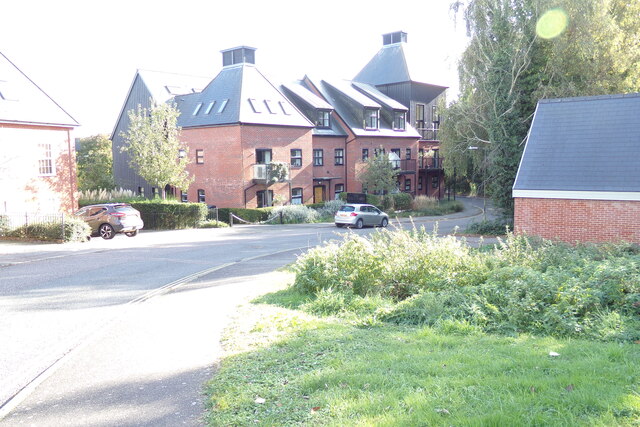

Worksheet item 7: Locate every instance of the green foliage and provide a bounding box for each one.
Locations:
[7,216,90,242]
[357,151,398,195]
[0,215,9,236]
[78,187,144,206]
[217,207,272,224]
[441,0,640,217]
[121,101,193,198]
[392,192,412,210]
[270,205,319,224]
[465,219,512,235]
[314,199,345,220]
[76,134,114,191]
[198,220,229,228]
[130,201,207,230]
[292,229,640,341]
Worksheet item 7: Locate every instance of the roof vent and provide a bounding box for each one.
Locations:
[221,46,256,67]
[382,31,407,46]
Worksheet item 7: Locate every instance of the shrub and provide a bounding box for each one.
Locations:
[412,195,437,211]
[198,220,229,228]
[7,216,90,242]
[465,219,512,235]
[271,205,319,224]
[218,207,272,224]
[78,187,143,206]
[315,200,345,219]
[0,215,9,236]
[392,192,412,210]
[130,201,207,229]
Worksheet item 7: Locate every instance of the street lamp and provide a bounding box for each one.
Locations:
[468,146,487,221]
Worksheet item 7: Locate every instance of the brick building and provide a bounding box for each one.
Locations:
[112,32,447,208]
[0,51,79,214]
[513,93,640,244]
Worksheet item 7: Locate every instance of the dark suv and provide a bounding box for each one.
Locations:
[74,203,144,239]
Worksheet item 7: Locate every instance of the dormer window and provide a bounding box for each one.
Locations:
[248,98,262,113]
[317,110,331,128]
[393,111,406,131]
[364,108,379,130]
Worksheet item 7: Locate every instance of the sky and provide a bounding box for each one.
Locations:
[1,0,469,138]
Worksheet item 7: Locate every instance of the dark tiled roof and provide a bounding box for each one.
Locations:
[175,64,313,129]
[0,51,78,127]
[514,93,640,193]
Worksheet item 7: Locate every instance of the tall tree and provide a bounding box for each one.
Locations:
[441,0,640,217]
[357,150,399,195]
[76,134,114,191]
[121,102,193,199]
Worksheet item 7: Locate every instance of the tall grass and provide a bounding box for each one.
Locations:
[78,187,143,205]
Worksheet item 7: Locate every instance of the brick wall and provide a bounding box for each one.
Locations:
[514,197,640,244]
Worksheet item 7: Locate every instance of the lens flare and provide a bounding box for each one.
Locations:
[536,8,569,39]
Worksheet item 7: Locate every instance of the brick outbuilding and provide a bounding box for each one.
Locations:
[513,93,640,244]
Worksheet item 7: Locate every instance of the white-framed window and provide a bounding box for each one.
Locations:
[313,149,323,166]
[334,148,344,166]
[364,108,379,130]
[393,111,406,130]
[291,187,303,205]
[290,149,302,168]
[196,149,204,164]
[181,191,188,202]
[37,143,54,176]
[334,183,344,199]
[317,110,330,128]
[198,189,206,203]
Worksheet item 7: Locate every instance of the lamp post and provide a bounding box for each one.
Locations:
[468,146,487,221]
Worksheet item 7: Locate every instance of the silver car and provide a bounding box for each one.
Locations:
[74,203,144,239]
[334,204,389,228]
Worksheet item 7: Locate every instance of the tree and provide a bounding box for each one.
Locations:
[121,102,193,199]
[441,0,640,217]
[357,150,399,195]
[76,134,114,191]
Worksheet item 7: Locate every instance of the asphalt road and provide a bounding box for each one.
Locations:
[0,197,494,425]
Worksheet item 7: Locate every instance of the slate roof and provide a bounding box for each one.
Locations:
[513,93,640,193]
[0,51,78,127]
[175,64,313,129]
[353,41,447,87]
[280,81,347,137]
[309,77,421,138]
[137,69,210,104]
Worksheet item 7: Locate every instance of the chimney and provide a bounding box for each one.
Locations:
[382,31,407,46]
[221,46,256,67]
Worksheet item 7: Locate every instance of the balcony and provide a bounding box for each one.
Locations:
[252,162,290,185]
[418,156,444,170]
[390,159,417,173]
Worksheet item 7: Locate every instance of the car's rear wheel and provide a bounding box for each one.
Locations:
[381,218,388,227]
[336,223,344,228]
[99,223,115,240]
[355,219,364,229]
[125,230,138,237]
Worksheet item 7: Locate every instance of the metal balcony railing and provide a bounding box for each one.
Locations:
[390,159,417,172]
[418,157,444,170]
[252,162,290,184]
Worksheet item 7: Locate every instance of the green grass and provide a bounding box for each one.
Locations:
[206,299,640,426]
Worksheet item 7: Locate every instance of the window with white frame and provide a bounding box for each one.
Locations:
[334,183,344,199]
[196,149,204,164]
[313,149,323,166]
[364,108,379,130]
[393,110,406,130]
[290,149,302,167]
[317,110,330,128]
[198,189,206,203]
[38,143,54,176]
[334,148,344,165]
[291,187,303,204]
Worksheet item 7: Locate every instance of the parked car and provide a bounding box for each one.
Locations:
[74,203,144,239]
[334,204,389,228]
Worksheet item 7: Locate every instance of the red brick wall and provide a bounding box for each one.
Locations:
[514,197,640,244]
[311,135,347,201]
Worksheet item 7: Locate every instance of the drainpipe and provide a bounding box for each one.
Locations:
[67,129,76,212]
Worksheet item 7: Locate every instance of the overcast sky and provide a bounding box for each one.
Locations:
[1,0,469,138]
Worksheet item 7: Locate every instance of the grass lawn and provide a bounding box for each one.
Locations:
[205,278,640,426]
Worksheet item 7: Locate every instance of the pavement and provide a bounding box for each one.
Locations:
[0,197,497,425]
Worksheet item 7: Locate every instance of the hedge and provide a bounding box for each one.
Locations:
[217,207,273,224]
[6,216,90,242]
[130,201,207,230]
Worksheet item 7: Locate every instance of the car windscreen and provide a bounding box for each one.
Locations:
[338,206,355,212]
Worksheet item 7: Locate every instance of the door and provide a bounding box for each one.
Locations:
[314,186,325,203]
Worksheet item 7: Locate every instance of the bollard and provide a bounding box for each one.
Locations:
[280,211,283,224]
[229,212,233,227]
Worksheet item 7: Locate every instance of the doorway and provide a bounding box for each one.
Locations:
[313,185,325,203]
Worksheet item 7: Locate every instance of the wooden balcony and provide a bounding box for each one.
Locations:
[418,157,444,170]
[252,162,290,185]
[390,159,417,173]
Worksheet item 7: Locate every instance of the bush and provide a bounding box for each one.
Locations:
[291,230,640,342]
[131,201,207,230]
[0,215,9,236]
[315,200,345,219]
[198,220,229,228]
[270,205,319,224]
[465,219,512,235]
[217,207,272,224]
[7,216,90,242]
[78,187,144,206]
[392,192,412,210]
[412,195,437,211]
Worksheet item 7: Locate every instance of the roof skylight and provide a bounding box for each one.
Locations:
[279,101,291,115]
[248,98,262,113]
[193,102,203,115]
[204,101,216,114]
[218,99,229,113]
[264,100,276,114]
